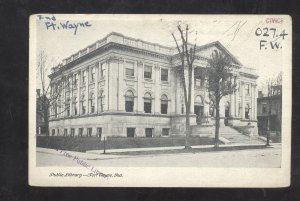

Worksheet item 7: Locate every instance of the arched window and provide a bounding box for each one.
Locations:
[125,90,134,112]
[194,96,203,106]
[161,94,168,114]
[89,93,95,113]
[144,92,152,113]
[245,104,250,119]
[98,90,104,112]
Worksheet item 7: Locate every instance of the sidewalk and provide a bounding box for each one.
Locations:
[37,142,280,160]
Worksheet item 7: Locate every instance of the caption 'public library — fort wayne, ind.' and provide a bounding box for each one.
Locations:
[47,32,258,138]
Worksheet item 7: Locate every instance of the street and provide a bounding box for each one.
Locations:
[36,144,281,168]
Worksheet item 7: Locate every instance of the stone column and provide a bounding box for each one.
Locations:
[108,56,118,111]
[241,81,245,120]
[118,58,125,112]
[252,85,257,120]
[154,64,161,114]
[229,93,234,117]
[77,71,81,115]
[104,61,109,111]
[190,67,195,114]
[85,67,89,114]
[94,63,99,113]
[219,98,225,127]
[176,72,182,115]
[137,60,144,113]
[69,75,73,116]
[170,68,176,115]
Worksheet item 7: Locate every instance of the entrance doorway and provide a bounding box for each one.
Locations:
[194,96,204,125]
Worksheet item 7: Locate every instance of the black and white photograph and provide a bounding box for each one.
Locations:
[29,14,291,187]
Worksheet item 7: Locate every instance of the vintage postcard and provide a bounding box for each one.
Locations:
[29,14,292,187]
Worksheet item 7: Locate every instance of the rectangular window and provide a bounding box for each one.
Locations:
[64,128,68,136]
[144,99,151,113]
[97,127,102,138]
[125,97,134,112]
[262,103,267,114]
[195,78,201,87]
[161,69,168,81]
[52,129,55,136]
[144,65,152,79]
[71,128,75,137]
[73,74,78,87]
[91,67,95,82]
[145,128,153,138]
[161,101,168,114]
[127,128,135,137]
[162,128,169,136]
[100,63,106,79]
[125,62,134,77]
[79,128,83,137]
[87,128,92,137]
[57,129,59,135]
[82,70,87,84]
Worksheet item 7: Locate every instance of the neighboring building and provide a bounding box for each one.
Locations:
[257,85,282,135]
[36,89,47,135]
[48,32,258,138]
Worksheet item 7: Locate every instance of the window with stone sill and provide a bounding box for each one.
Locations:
[125,90,134,112]
[125,62,135,78]
[144,65,152,79]
[144,92,152,113]
[161,94,168,114]
[90,67,95,83]
[162,128,170,136]
[161,69,168,82]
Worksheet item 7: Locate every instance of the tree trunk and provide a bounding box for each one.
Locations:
[214,100,220,148]
[185,106,191,149]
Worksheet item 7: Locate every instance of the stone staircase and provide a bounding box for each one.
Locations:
[191,125,265,144]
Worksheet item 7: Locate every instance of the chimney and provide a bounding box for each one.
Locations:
[258,91,263,98]
[37,89,41,97]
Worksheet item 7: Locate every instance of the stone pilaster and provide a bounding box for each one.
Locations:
[94,63,99,113]
[190,67,195,114]
[118,57,125,112]
[154,64,161,114]
[241,81,245,119]
[137,60,144,113]
[108,56,118,111]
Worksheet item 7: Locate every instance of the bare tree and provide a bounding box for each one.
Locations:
[172,24,197,149]
[206,50,237,148]
[264,71,282,146]
[37,50,71,136]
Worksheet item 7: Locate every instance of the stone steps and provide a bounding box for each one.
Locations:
[191,125,264,144]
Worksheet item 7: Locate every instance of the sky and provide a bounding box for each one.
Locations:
[34,14,290,90]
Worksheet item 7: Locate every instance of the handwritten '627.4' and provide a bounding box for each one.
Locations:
[255,27,288,50]
[37,15,92,35]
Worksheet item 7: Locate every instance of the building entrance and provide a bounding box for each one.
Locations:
[194,105,203,125]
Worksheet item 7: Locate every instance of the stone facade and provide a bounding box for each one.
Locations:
[48,32,258,138]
